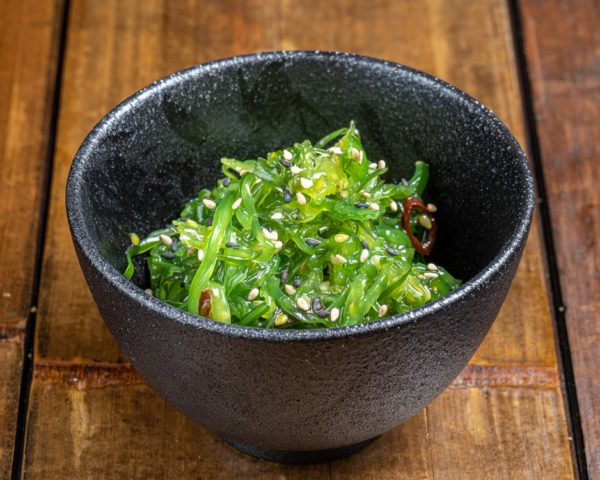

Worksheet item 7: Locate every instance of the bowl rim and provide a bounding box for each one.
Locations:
[66,50,535,343]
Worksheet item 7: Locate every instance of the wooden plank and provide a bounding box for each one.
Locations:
[22,363,571,479]
[26,0,575,477]
[0,0,64,476]
[519,0,600,475]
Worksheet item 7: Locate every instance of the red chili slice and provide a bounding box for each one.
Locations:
[402,197,437,255]
[199,290,212,317]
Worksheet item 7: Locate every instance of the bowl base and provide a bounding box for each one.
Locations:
[224,436,379,464]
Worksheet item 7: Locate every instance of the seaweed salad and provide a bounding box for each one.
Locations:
[124,123,461,328]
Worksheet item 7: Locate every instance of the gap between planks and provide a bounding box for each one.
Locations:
[31,360,558,391]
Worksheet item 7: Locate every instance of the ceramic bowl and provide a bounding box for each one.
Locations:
[66,51,534,463]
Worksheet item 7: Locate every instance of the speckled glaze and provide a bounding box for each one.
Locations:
[66,51,534,463]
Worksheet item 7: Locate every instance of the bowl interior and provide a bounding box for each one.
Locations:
[71,52,531,293]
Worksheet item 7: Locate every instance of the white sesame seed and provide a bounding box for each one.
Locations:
[270,212,284,221]
[378,160,386,169]
[232,197,242,210]
[284,284,297,295]
[262,228,278,241]
[418,214,432,229]
[296,192,307,205]
[159,234,173,246]
[202,199,217,210]
[390,200,398,212]
[418,274,427,281]
[423,272,439,279]
[197,249,205,261]
[275,313,289,327]
[351,148,363,163]
[360,191,371,199]
[332,254,347,265]
[247,288,259,301]
[297,296,311,311]
[334,233,350,243]
[144,288,153,296]
[368,203,380,211]
[290,165,303,175]
[360,249,369,263]
[283,149,293,161]
[426,203,438,213]
[427,263,438,271]
[368,162,378,169]
[328,146,343,155]
[330,307,340,322]
[300,177,313,189]
[273,240,283,250]
[378,304,388,317]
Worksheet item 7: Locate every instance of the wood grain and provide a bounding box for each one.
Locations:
[22,364,571,480]
[0,0,64,476]
[24,0,575,477]
[520,0,600,475]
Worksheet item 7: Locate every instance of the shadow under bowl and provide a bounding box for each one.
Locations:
[66,51,534,463]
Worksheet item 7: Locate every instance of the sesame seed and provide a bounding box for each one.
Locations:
[225,241,239,249]
[361,240,369,250]
[223,177,231,187]
[247,288,259,301]
[305,238,321,247]
[427,263,438,271]
[354,201,369,208]
[283,189,292,203]
[328,146,343,155]
[390,200,398,212]
[161,252,175,260]
[170,239,178,251]
[385,247,398,256]
[186,219,199,228]
[296,192,307,205]
[351,148,363,163]
[206,216,213,226]
[334,233,350,243]
[423,272,439,280]
[330,308,340,322]
[186,247,196,256]
[279,158,292,168]
[197,249,205,261]
[418,274,427,281]
[312,297,323,311]
[332,254,347,265]
[360,249,369,263]
[297,296,311,311]
[275,313,289,327]
[300,177,313,189]
[290,165,303,175]
[271,212,284,220]
[273,240,283,249]
[316,309,329,318]
[360,191,371,199]
[284,284,297,295]
[293,278,302,288]
[280,269,289,283]
[232,197,242,210]
[369,162,378,169]
[130,233,140,246]
[283,149,293,161]
[378,160,386,169]
[378,304,388,317]
[418,214,433,229]
[368,203,380,211]
[144,288,153,296]
[203,199,217,210]
[372,255,382,268]
[426,203,438,212]
[262,228,278,241]
[159,234,173,246]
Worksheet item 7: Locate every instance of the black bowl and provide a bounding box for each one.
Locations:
[66,51,534,463]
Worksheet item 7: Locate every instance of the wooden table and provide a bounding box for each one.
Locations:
[1,0,597,478]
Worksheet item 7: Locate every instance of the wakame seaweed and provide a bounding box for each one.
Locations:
[124,123,461,328]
